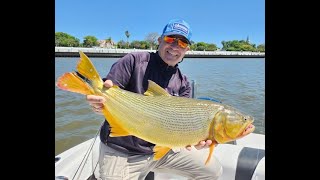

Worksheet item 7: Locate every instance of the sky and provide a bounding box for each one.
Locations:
[55,0,265,48]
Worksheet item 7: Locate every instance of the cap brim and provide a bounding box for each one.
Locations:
[162,32,191,45]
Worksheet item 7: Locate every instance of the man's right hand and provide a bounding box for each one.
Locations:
[86,80,113,115]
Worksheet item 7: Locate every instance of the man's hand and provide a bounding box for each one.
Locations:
[86,80,113,114]
[185,140,218,151]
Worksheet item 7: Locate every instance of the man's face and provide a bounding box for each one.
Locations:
[157,35,190,66]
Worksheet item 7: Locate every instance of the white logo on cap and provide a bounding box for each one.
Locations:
[173,23,188,34]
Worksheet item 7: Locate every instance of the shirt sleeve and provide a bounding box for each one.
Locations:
[179,75,192,98]
[104,53,135,89]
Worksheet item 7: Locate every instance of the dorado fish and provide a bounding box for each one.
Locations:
[56,51,255,165]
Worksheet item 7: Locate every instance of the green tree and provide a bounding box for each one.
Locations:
[257,44,265,52]
[117,40,127,49]
[189,41,197,50]
[221,40,257,51]
[206,43,218,51]
[195,42,207,51]
[129,40,150,49]
[189,41,217,51]
[139,41,150,49]
[125,30,130,48]
[130,40,141,49]
[221,41,226,50]
[55,32,80,47]
[83,35,98,47]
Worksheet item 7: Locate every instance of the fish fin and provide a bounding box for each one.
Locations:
[56,72,95,95]
[204,119,217,165]
[101,107,131,137]
[77,51,104,89]
[153,145,171,160]
[109,126,131,137]
[144,80,171,96]
[204,142,216,165]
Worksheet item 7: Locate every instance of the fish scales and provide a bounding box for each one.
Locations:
[104,87,221,147]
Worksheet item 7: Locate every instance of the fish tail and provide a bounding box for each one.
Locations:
[77,51,104,89]
[56,72,95,95]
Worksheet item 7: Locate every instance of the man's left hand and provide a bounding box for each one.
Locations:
[185,140,215,151]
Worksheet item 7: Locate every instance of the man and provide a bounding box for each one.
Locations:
[87,19,223,180]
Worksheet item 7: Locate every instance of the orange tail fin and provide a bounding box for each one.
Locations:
[77,51,104,89]
[56,72,95,95]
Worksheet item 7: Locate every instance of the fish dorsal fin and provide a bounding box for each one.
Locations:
[77,51,104,90]
[102,107,131,137]
[56,72,95,95]
[153,145,171,160]
[144,80,171,96]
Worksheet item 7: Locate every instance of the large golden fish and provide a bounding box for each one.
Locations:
[56,51,255,165]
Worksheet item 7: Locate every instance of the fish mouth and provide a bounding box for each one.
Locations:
[242,123,255,136]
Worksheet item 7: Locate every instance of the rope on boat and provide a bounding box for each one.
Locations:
[71,120,104,180]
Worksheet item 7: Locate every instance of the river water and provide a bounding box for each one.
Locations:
[55,57,265,155]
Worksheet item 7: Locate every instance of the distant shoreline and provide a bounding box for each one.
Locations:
[55,47,265,58]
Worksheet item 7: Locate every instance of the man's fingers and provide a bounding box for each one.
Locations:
[194,141,206,150]
[194,140,213,150]
[91,104,103,109]
[90,103,104,115]
[86,95,105,115]
[185,145,192,151]
[85,79,112,115]
[86,95,106,103]
[205,140,212,146]
[86,79,112,103]
[104,80,113,88]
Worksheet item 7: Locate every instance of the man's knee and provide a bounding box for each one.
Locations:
[201,162,223,179]
[210,165,223,179]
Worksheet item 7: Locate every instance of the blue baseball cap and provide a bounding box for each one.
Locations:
[162,19,192,44]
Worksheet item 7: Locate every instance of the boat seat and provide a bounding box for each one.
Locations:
[235,147,265,180]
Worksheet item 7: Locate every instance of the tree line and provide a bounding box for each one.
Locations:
[55,32,265,52]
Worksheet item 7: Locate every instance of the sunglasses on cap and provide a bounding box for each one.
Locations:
[163,36,189,49]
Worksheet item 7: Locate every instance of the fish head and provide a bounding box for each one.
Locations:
[212,106,255,144]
